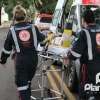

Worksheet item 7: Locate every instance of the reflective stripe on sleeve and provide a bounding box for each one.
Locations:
[17,85,28,91]
[70,50,81,58]
[83,29,93,60]
[32,25,37,50]
[10,27,20,53]
[2,48,11,54]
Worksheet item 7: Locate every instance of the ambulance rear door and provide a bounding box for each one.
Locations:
[50,0,68,34]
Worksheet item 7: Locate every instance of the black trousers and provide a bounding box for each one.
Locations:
[15,53,38,100]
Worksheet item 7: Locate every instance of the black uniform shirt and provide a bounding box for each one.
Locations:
[68,24,100,64]
[1,22,45,63]
[5,22,45,52]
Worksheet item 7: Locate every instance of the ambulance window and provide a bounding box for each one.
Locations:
[68,6,78,33]
[68,6,76,22]
[64,6,78,35]
[72,12,78,33]
[64,6,76,33]
[52,9,62,26]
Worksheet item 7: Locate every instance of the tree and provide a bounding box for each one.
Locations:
[5,0,34,19]
[33,0,73,14]
[34,0,57,14]
[0,0,74,24]
[0,0,33,20]
[5,0,57,20]
[0,0,8,25]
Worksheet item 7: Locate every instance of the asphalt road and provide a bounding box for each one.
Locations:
[0,28,19,100]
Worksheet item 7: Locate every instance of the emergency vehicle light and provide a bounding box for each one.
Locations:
[82,0,100,5]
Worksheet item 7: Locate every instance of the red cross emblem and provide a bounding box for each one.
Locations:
[19,30,30,41]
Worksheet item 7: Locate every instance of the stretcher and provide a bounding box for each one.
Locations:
[31,44,70,100]
[47,44,79,95]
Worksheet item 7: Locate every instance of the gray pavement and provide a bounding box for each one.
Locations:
[0,28,19,100]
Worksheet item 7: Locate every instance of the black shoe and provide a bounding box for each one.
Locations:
[88,96,96,100]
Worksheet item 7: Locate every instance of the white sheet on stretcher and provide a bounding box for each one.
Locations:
[47,46,70,56]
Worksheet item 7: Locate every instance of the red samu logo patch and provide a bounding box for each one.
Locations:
[96,33,100,46]
[19,30,30,41]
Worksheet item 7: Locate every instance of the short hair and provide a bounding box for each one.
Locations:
[13,5,27,21]
[82,10,95,24]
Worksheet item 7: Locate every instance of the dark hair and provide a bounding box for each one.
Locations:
[82,10,95,24]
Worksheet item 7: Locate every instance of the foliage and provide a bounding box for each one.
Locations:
[0,0,34,19]
[34,0,57,14]
[66,0,73,13]
[33,0,73,14]
[0,0,73,19]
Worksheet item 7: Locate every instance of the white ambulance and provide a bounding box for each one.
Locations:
[64,0,100,92]
[49,0,100,92]
[51,0,100,35]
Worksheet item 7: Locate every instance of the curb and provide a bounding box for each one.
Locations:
[0,21,11,29]
[0,27,10,29]
[0,25,10,29]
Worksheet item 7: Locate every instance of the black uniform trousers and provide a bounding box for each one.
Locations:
[15,52,38,100]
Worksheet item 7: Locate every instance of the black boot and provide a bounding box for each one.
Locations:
[88,96,96,100]
[19,90,31,100]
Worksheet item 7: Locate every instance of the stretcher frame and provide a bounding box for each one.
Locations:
[31,51,66,100]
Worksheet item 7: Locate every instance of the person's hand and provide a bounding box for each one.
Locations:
[47,32,54,42]
[61,51,70,66]
[0,59,7,68]
[63,57,70,66]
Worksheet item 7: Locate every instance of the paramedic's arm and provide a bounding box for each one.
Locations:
[0,30,13,64]
[68,30,87,60]
[35,26,45,42]
[35,26,51,47]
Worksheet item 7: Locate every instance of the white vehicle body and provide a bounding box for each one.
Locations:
[69,0,100,34]
[34,13,52,36]
[48,0,100,93]
[50,0,100,46]
[1,7,9,24]
[50,0,100,34]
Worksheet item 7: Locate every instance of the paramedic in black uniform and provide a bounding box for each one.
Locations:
[65,10,100,100]
[0,5,46,100]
